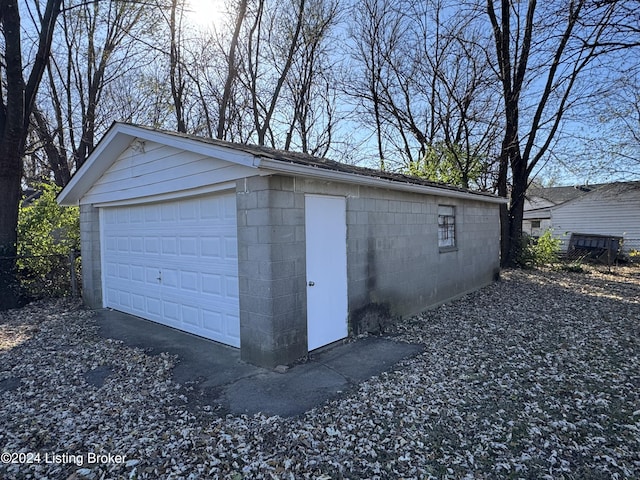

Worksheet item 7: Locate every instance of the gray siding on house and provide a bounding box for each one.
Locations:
[551,183,640,252]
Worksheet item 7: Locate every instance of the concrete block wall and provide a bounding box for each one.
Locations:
[346,188,439,317]
[236,176,307,368]
[428,198,501,307]
[346,188,500,318]
[291,179,500,323]
[79,204,102,308]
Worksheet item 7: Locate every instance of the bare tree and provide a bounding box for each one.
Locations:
[577,66,640,180]
[485,0,638,266]
[0,0,63,309]
[282,0,341,156]
[30,0,158,185]
[168,0,187,132]
[347,0,404,169]
[217,0,248,140]
[347,0,501,186]
[243,0,308,147]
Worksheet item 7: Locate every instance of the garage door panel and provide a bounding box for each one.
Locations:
[202,310,223,333]
[226,276,239,298]
[200,196,221,218]
[131,237,144,252]
[224,236,238,258]
[161,238,177,254]
[161,203,177,221]
[162,268,179,287]
[179,237,198,256]
[201,237,221,257]
[226,312,240,339]
[145,237,161,253]
[180,271,199,291]
[163,300,180,322]
[130,265,144,283]
[144,267,160,284]
[102,192,240,347]
[179,198,199,220]
[144,206,160,222]
[117,291,131,307]
[222,195,236,221]
[147,297,162,316]
[117,237,128,252]
[131,293,145,311]
[118,264,130,280]
[105,237,117,252]
[202,273,222,296]
[117,208,129,224]
[106,288,118,304]
[105,261,117,277]
[129,208,144,223]
[182,305,199,326]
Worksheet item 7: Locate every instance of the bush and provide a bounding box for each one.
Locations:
[18,183,80,297]
[519,230,561,268]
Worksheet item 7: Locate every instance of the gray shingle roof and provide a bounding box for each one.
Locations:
[526,184,607,206]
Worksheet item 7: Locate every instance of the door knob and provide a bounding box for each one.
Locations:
[308,281,315,286]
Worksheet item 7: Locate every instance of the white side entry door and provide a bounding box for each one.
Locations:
[305,195,348,350]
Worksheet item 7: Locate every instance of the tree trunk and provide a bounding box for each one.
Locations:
[507,160,528,266]
[217,0,247,140]
[497,148,509,266]
[169,0,186,133]
[0,146,22,310]
[0,0,62,309]
[0,0,27,309]
[32,108,71,187]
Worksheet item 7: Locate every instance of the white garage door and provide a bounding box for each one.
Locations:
[101,192,240,347]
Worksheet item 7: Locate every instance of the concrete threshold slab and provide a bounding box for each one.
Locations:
[94,309,423,417]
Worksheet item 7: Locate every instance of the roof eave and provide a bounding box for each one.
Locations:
[258,157,507,204]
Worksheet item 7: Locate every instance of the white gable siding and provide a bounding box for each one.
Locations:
[551,184,640,251]
[82,140,258,205]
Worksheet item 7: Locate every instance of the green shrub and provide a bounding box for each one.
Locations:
[18,183,80,297]
[519,229,561,268]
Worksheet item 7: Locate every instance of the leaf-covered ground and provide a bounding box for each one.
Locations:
[1,267,639,479]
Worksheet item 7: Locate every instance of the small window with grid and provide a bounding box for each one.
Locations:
[438,205,456,250]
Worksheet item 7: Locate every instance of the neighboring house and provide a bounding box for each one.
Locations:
[58,123,504,368]
[524,182,640,254]
[523,184,598,237]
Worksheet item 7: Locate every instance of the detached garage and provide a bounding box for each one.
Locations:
[59,123,504,368]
